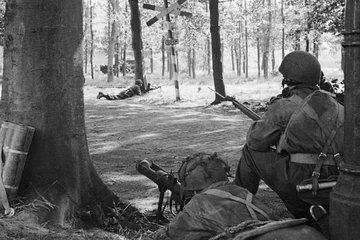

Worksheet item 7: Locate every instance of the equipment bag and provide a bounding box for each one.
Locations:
[278,90,344,205]
[278,90,344,155]
[163,184,272,240]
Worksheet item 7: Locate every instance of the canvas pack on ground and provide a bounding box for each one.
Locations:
[162,183,273,240]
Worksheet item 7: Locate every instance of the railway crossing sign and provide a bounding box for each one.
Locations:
[144,0,192,101]
[144,0,191,26]
[143,4,192,19]
[165,39,179,45]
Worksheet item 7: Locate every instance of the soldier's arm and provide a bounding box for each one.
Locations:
[246,100,289,152]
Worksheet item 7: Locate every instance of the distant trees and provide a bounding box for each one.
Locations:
[81,0,344,80]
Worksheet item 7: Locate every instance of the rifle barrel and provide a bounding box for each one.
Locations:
[208,87,261,121]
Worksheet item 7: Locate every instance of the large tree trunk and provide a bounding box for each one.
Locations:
[129,0,144,88]
[209,0,226,104]
[1,0,118,225]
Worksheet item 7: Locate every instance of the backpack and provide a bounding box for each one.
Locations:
[164,183,272,240]
[278,89,344,155]
[278,90,344,201]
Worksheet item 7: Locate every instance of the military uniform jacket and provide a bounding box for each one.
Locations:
[246,86,317,152]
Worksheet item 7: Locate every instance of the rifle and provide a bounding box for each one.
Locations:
[208,87,261,121]
[136,159,183,222]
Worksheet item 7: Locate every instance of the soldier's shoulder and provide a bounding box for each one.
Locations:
[269,95,282,104]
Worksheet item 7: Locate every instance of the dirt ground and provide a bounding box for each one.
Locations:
[87,87,250,208]
[84,85,291,234]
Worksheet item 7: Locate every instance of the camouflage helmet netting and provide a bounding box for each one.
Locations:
[178,152,229,191]
[279,51,321,86]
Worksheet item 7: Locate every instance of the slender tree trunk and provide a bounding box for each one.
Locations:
[205,1,211,75]
[262,0,272,79]
[129,0,144,87]
[1,0,118,225]
[150,48,154,74]
[295,30,301,50]
[90,0,94,79]
[305,0,311,52]
[271,47,275,72]
[257,36,261,78]
[238,21,242,76]
[313,33,320,58]
[114,36,119,77]
[107,0,120,82]
[187,48,191,76]
[231,43,235,71]
[281,0,285,59]
[244,0,249,78]
[234,40,240,76]
[207,36,211,75]
[209,0,226,103]
[162,37,165,78]
[84,0,89,74]
[122,40,127,76]
[192,48,196,79]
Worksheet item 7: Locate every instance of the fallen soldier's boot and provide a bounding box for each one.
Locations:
[97,92,104,99]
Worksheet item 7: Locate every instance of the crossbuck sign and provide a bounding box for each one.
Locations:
[144,0,191,101]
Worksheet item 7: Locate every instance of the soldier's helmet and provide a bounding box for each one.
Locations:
[178,152,229,192]
[279,51,321,86]
[135,79,143,86]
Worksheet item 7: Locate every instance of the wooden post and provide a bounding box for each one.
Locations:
[330,0,360,239]
[164,0,180,101]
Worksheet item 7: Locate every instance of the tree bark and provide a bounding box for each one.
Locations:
[192,48,196,79]
[244,0,248,78]
[84,0,89,74]
[231,43,235,71]
[150,48,154,74]
[207,36,211,75]
[162,36,165,78]
[1,0,118,225]
[263,0,271,79]
[209,0,226,104]
[114,36,119,77]
[90,0,94,79]
[281,0,285,59]
[107,0,120,82]
[122,40,127,76]
[257,36,261,78]
[129,0,144,88]
[187,48,191,76]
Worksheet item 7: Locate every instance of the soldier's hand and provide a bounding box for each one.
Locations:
[224,96,235,102]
